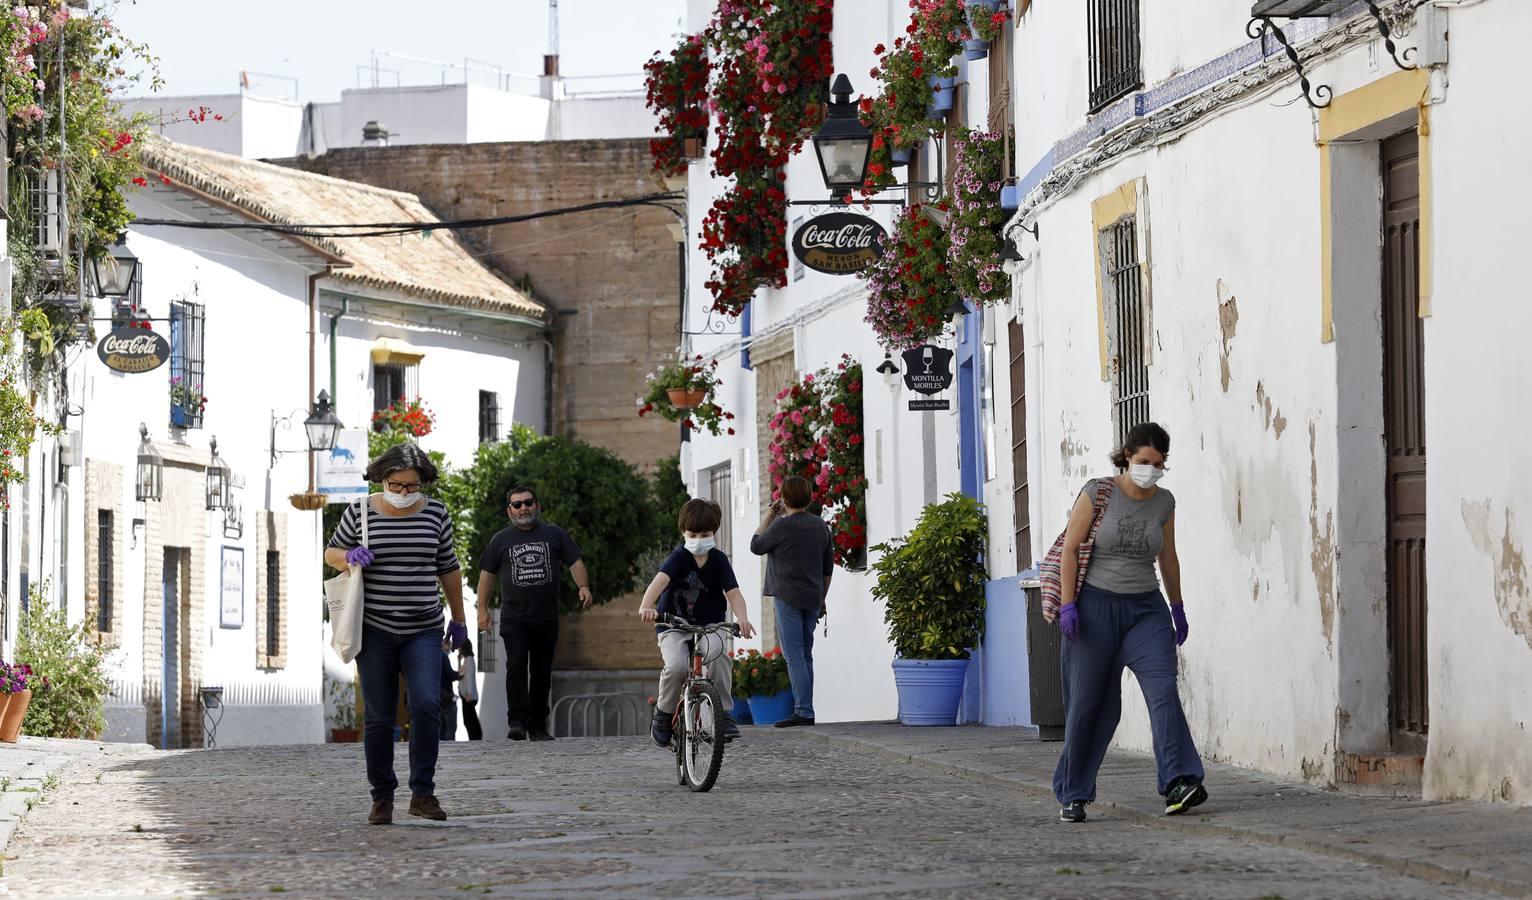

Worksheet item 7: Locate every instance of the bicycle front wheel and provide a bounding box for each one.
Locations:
[680,680,725,792]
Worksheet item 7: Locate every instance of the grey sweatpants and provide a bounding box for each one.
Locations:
[1052,584,1204,803]
[656,628,733,715]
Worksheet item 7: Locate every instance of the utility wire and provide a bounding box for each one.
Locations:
[131,193,685,240]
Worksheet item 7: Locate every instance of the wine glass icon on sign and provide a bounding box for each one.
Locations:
[922,346,934,374]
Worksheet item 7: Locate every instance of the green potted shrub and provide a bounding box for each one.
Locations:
[14,586,113,740]
[870,492,988,725]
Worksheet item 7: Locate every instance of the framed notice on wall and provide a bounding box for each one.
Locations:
[220,546,244,629]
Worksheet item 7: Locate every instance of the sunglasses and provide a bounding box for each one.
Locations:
[509,500,537,510]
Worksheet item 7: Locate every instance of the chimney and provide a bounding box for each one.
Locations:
[360,121,390,147]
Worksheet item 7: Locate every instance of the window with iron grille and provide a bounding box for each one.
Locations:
[265,551,281,659]
[97,510,113,633]
[168,301,207,429]
[1103,217,1149,448]
[1087,0,1142,113]
[26,169,62,254]
[478,390,500,444]
[372,363,418,417]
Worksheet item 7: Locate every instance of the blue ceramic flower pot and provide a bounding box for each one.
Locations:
[928,75,955,113]
[747,689,794,726]
[732,696,754,725]
[891,146,912,167]
[892,658,971,726]
[964,38,989,60]
[965,0,1001,60]
[1000,184,1020,211]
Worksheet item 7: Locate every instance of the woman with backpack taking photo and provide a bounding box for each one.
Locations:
[1045,422,1206,823]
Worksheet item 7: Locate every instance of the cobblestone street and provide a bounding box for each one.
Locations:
[0,730,1504,898]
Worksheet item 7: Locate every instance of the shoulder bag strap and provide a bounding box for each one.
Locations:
[360,496,369,546]
[1086,477,1115,538]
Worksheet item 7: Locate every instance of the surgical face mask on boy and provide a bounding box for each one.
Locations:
[684,536,716,555]
[1128,464,1165,489]
[380,488,425,510]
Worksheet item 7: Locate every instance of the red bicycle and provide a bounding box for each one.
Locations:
[658,613,740,792]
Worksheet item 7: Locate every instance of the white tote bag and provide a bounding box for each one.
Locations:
[326,499,369,663]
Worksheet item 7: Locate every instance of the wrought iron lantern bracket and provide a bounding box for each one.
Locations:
[1248,16,1333,109]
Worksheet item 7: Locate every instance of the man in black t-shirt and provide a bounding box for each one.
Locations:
[476,486,592,741]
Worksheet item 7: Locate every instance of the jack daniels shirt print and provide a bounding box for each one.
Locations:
[479,522,582,623]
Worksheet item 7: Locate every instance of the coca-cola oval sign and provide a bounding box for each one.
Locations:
[96,327,170,374]
[792,212,887,275]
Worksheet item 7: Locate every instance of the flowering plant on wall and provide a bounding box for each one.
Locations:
[948,128,1011,306]
[679,0,834,315]
[767,374,827,496]
[857,0,969,192]
[862,204,958,349]
[372,397,434,438]
[169,376,207,415]
[968,2,1010,42]
[820,356,868,566]
[638,352,736,436]
[643,34,712,176]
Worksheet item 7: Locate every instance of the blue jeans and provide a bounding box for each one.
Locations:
[356,625,443,802]
[775,600,818,719]
[1052,584,1204,804]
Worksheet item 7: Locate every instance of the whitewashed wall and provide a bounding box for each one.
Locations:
[1006,0,1532,802]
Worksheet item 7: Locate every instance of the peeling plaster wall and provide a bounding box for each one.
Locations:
[1012,0,1532,801]
[1416,1,1532,804]
[1017,56,1345,784]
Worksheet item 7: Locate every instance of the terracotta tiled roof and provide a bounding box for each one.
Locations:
[138,138,546,321]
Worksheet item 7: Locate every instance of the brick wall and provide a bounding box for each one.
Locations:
[83,460,125,649]
[280,139,680,470]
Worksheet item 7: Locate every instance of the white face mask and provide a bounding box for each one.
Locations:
[380,489,424,510]
[685,537,716,555]
[1128,464,1165,489]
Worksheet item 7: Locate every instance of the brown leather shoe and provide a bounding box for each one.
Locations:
[368,799,393,825]
[408,793,447,821]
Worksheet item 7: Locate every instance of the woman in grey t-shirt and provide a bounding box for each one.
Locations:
[1051,422,1207,823]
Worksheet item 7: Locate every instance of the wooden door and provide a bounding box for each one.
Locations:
[1382,130,1428,741]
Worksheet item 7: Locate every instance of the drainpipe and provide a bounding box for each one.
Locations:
[328,297,350,408]
[307,269,324,493]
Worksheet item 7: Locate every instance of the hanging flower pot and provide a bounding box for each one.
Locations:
[641,352,735,436]
[966,0,1007,60]
[666,388,696,409]
[288,492,327,511]
[927,76,956,115]
[891,146,913,167]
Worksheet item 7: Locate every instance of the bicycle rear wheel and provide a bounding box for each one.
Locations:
[681,681,725,792]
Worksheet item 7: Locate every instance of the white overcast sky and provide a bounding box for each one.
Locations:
[109,0,686,102]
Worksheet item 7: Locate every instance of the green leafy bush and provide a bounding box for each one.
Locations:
[869,493,988,660]
[453,427,658,614]
[16,584,113,739]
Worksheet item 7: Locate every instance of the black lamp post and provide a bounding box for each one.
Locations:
[135,423,162,502]
[812,75,873,197]
[206,436,231,511]
[302,390,343,452]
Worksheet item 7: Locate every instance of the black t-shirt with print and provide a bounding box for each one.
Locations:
[479,522,582,623]
[654,547,739,635]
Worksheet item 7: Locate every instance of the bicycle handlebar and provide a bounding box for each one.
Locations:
[657,613,742,637]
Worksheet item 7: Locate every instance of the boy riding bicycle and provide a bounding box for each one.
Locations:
[639,498,757,746]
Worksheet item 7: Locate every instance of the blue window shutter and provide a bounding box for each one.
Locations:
[740,305,753,370]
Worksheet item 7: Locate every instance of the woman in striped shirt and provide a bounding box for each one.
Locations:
[325,443,468,826]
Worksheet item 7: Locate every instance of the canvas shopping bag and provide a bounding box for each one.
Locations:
[1036,477,1115,624]
[326,499,368,663]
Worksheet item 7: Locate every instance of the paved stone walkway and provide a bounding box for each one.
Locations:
[0,728,1510,898]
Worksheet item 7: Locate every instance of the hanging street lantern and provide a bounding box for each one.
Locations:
[812,75,873,197]
[303,390,343,452]
[135,423,163,502]
[90,234,141,299]
[206,435,231,511]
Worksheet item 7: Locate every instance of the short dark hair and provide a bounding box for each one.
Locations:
[678,498,722,534]
[1110,422,1171,470]
[505,485,537,503]
[780,475,813,510]
[365,443,439,484]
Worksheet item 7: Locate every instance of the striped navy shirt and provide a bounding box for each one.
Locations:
[328,496,460,635]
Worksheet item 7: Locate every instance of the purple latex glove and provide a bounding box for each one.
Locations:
[1058,603,1081,643]
[344,546,374,568]
[445,620,469,650]
[1170,604,1189,646]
